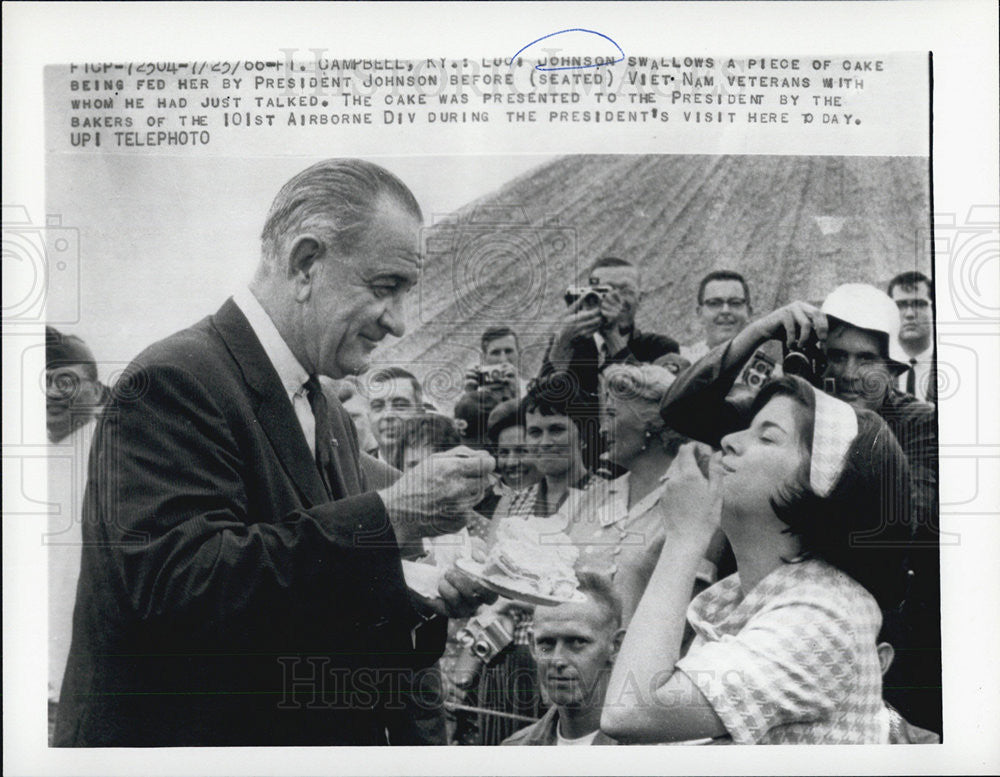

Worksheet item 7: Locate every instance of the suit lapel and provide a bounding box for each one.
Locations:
[323,392,362,498]
[926,353,938,404]
[211,298,329,507]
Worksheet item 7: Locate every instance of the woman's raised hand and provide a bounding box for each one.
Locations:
[656,442,723,545]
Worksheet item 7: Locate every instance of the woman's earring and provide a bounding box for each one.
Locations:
[642,428,654,451]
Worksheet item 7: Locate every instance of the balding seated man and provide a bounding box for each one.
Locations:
[501,573,624,746]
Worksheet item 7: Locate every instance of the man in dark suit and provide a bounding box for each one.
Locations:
[538,257,679,473]
[540,257,679,399]
[888,271,937,404]
[54,159,496,746]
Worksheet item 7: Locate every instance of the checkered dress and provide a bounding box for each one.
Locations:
[675,558,888,744]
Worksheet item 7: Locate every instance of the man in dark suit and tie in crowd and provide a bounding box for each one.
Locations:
[54,159,496,746]
[888,271,937,403]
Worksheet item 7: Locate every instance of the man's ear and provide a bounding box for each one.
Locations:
[287,235,324,300]
[876,641,895,676]
[608,627,626,664]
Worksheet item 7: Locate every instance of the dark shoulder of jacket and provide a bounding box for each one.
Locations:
[631,329,680,357]
[109,316,231,405]
[121,316,238,393]
[882,389,937,423]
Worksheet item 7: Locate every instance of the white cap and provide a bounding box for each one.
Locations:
[821,283,908,371]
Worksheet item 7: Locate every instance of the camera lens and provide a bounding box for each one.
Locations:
[782,351,812,378]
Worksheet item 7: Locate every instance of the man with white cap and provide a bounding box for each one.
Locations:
[660,283,935,499]
[658,282,940,735]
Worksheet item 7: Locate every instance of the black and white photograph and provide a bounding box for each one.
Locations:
[4,3,998,776]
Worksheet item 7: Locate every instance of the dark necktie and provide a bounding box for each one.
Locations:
[906,358,918,396]
[304,375,336,500]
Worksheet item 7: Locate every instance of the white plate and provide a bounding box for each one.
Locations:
[455,558,586,606]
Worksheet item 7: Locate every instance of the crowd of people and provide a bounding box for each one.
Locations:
[46,158,940,747]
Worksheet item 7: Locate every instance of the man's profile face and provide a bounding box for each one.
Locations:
[46,363,101,442]
[891,282,932,349]
[303,196,421,379]
[590,266,641,329]
[483,335,519,368]
[532,598,620,708]
[524,410,583,478]
[822,324,893,411]
[367,376,420,447]
[697,279,751,347]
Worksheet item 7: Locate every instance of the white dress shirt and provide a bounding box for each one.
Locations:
[233,290,433,645]
[679,340,710,363]
[232,287,316,455]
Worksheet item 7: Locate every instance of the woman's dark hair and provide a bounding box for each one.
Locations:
[520,375,600,471]
[486,398,523,445]
[393,413,461,469]
[752,376,912,610]
[453,389,500,451]
[46,325,99,381]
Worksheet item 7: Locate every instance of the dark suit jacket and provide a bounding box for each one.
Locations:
[54,298,444,746]
[539,327,679,399]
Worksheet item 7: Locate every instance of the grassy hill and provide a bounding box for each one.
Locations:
[375,154,930,410]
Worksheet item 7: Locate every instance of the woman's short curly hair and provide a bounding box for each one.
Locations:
[601,363,687,457]
[601,363,677,406]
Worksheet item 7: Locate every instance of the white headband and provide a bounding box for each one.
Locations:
[810,389,858,497]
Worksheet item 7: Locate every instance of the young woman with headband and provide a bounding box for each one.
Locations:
[602,375,911,744]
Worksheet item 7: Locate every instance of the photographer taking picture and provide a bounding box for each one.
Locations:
[539,257,679,401]
[463,327,527,403]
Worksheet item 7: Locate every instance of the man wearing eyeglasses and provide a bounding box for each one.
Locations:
[45,327,110,742]
[45,327,108,445]
[542,256,679,400]
[888,271,936,403]
[539,257,679,474]
[681,270,783,398]
[681,270,754,363]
